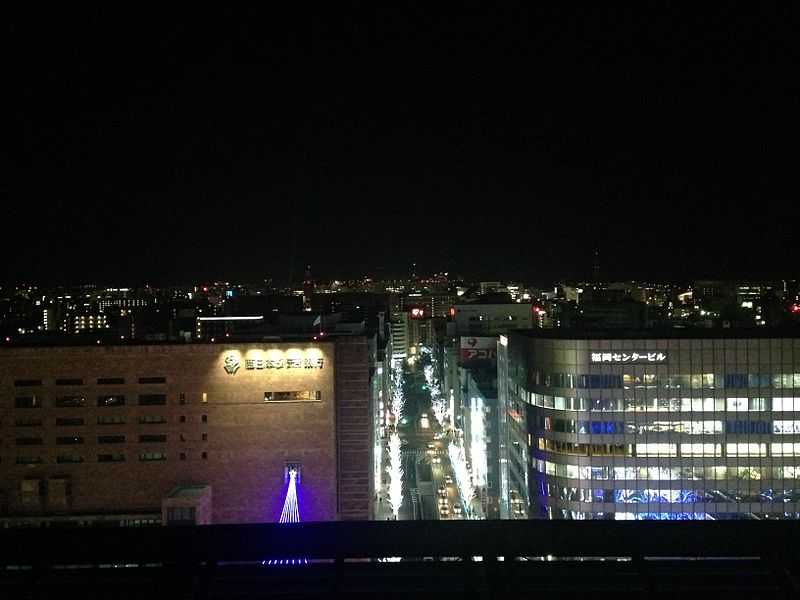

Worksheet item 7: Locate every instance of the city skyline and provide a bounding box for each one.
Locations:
[5,3,799,287]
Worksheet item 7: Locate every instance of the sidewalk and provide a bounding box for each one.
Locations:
[375,487,396,520]
[374,435,397,520]
[468,496,486,519]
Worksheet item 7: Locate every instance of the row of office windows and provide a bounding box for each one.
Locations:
[10,390,321,408]
[0,517,162,528]
[530,393,800,412]
[531,372,800,390]
[13,434,179,445]
[264,390,322,402]
[11,415,207,427]
[536,440,800,458]
[14,452,204,463]
[13,415,172,427]
[11,377,166,387]
[12,395,167,408]
[538,417,800,435]
[542,484,800,504]
[534,460,800,481]
[552,509,800,520]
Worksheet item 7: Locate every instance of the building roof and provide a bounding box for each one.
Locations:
[509,325,800,340]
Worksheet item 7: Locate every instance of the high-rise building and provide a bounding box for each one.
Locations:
[441,294,535,517]
[498,327,800,520]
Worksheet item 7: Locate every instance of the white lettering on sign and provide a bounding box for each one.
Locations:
[223,351,324,375]
[244,357,324,370]
[589,352,667,364]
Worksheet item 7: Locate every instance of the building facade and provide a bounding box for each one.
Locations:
[462,367,500,518]
[451,301,533,337]
[0,337,375,526]
[441,300,534,518]
[500,328,800,520]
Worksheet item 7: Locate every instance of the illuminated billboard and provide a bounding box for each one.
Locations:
[460,336,497,364]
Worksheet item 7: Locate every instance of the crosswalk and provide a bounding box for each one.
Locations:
[402,448,446,457]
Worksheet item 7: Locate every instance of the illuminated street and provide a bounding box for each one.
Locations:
[377,350,484,521]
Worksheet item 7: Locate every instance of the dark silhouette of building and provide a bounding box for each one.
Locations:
[1,520,798,598]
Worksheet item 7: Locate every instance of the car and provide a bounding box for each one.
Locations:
[438,497,448,506]
[437,485,446,494]
[452,504,462,514]
[427,442,435,449]
[444,476,453,485]
[439,507,449,516]
[432,457,441,464]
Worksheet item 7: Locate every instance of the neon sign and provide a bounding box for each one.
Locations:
[223,351,324,375]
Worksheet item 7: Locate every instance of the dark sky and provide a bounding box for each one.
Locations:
[4,2,799,287]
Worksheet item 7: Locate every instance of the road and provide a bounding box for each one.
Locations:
[375,357,483,522]
[393,359,464,521]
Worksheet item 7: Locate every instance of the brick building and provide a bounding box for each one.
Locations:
[0,337,375,526]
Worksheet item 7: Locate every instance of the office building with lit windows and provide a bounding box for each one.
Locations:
[498,328,800,520]
[0,337,376,526]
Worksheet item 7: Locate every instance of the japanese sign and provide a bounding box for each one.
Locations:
[223,352,324,375]
[590,351,667,364]
[460,336,497,364]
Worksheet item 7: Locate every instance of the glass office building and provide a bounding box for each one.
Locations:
[500,328,800,520]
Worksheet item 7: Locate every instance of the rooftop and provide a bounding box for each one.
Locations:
[509,325,800,340]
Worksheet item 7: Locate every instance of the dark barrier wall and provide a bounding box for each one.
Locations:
[2,520,800,564]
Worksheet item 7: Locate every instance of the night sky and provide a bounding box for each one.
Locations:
[4,3,799,287]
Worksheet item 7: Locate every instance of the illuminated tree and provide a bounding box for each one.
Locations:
[389,386,405,424]
[392,360,404,386]
[448,441,476,518]
[389,361,405,424]
[386,433,404,519]
[422,350,448,427]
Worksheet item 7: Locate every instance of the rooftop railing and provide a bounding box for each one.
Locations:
[2,520,799,598]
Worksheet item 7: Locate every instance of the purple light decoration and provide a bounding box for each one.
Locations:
[264,468,307,565]
[279,468,300,524]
